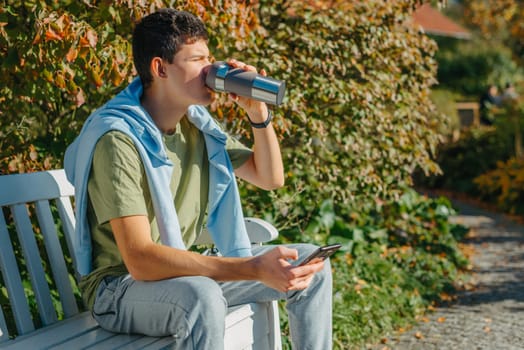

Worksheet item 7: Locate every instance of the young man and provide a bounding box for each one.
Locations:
[64,8,332,350]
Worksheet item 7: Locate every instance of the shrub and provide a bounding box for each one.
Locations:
[414,126,513,194]
[475,157,524,215]
[281,188,469,348]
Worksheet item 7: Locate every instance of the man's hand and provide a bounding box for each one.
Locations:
[225,58,268,120]
[253,246,325,292]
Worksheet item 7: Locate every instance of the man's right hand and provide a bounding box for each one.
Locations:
[253,246,325,293]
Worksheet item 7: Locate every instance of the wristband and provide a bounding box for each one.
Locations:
[248,109,273,129]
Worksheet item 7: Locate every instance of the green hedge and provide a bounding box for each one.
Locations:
[1,1,467,348]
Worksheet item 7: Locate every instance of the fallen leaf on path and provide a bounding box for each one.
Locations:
[437,317,446,323]
[439,292,456,301]
[464,282,477,290]
[415,332,424,339]
[465,229,477,238]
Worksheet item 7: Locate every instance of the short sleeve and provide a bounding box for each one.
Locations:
[88,131,149,224]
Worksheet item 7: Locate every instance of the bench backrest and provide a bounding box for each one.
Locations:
[0,170,80,343]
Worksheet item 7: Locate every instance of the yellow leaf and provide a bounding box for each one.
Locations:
[54,73,66,89]
[109,62,124,86]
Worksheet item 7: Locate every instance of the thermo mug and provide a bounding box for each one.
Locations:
[205,61,286,106]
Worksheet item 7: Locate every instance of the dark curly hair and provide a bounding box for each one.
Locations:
[132,9,208,88]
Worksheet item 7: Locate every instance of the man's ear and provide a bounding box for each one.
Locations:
[150,57,167,78]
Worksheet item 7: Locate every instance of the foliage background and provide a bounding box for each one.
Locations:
[1,1,468,348]
[415,0,524,218]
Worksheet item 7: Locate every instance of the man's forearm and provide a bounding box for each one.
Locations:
[111,215,259,281]
[251,117,284,189]
[122,242,260,281]
[241,107,284,190]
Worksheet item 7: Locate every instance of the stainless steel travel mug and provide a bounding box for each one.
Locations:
[205,61,286,106]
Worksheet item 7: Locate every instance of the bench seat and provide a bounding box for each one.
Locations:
[2,303,272,350]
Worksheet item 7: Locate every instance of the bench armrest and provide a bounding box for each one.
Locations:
[194,217,279,246]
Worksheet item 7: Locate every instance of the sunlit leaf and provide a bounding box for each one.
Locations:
[45,28,62,41]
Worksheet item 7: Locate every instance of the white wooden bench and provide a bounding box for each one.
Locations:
[0,169,281,349]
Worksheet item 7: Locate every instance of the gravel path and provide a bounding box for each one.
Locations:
[370,199,524,350]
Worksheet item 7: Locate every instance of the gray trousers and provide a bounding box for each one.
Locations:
[92,243,333,350]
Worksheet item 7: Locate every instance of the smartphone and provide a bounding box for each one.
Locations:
[299,243,342,266]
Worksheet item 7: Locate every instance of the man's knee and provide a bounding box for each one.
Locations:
[180,277,228,324]
[131,276,227,337]
[178,277,227,346]
[148,277,227,340]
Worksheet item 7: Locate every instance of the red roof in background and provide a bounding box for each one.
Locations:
[412,3,471,39]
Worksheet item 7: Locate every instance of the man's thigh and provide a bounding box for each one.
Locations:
[93,275,226,337]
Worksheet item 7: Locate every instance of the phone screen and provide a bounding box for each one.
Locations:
[299,243,341,266]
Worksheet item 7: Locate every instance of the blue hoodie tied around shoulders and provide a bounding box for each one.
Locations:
[64,77,252,276]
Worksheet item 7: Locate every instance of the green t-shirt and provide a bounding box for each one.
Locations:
[79,116,252,309]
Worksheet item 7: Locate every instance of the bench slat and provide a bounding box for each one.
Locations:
[35,200,79,318]
[0,312,98,349]
[48,327,117,349]
[0,170,74,207]
[54,196,78,273]
[0,213,34,335]
[0,304,9,342]
[111,336,171,350]
[139,337,179,350]
[80,333,143,350]
[12,204,58,327]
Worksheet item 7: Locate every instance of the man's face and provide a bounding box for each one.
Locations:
[164,39,214,106]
